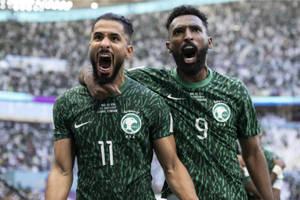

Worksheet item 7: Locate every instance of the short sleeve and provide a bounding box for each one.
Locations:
[52,94,72,141]
[237,82,261,138]
[149,97,173,140]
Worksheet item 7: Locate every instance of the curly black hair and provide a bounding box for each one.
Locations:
[166,5,208,30]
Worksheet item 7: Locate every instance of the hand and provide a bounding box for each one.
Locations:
[272,158,286,169]
[237,155,246,169]
[84,69,121,100]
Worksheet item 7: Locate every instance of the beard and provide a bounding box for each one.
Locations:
[172,44,208,76]
[90,53,124,85]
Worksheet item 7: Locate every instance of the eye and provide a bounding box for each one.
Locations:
[94,33,103,40]
[111,35,120,42]
[191,26,202,33]
[173,28,184,36]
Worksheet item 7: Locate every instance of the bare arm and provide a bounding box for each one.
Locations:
[239,136,274,200]
[153,135,198,200]
[78,66,121,99]
[46,139,75,200]
[273,189,280,200]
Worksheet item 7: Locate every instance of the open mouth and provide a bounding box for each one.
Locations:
[182,45,197,63]
[97,53,113,74]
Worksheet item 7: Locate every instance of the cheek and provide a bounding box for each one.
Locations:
[114,46,127,58]
[170,39,181,49]
[89,45,96,54]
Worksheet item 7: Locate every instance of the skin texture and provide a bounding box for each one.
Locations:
[47,18,198,200]
[79,11,274,200]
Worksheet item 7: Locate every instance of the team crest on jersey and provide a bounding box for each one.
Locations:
[212,103,231,122]
[121,113,142,134]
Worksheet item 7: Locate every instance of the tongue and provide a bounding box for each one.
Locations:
[182,46,196,63]
[99,60,111,69]
[184,56,197,64]
[98,55,112,73]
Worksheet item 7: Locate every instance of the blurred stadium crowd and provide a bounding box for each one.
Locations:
[0,1,299,199]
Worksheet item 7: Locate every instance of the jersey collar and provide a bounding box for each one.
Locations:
[172,67,213,89]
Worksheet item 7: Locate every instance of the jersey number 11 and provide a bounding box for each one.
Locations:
[98,140,114,166]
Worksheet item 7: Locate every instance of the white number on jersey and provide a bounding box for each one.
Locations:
[98,140,114,165]
[195,117,208,140]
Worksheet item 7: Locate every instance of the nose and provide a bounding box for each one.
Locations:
[184,29,193,41]
[100,37,111,49]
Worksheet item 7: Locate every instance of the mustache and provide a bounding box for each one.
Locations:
[96,49,112,56]
[181,42,198,52]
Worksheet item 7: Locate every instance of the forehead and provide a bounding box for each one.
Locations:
[170,15,206,30]
[93,19,125,35]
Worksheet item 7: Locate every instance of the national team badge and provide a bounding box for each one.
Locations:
[212,103,231,122]
[121,113,142,134]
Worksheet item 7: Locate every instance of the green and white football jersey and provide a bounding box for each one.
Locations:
[53,77,173,200]
[127,67,260,200]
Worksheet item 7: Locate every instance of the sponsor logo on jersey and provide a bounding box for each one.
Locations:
[74,121,91,128]
[121,113,142,134]
[212,103,231,122]
[167,94,185,101]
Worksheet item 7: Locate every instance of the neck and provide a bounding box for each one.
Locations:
[113,67,126,88]
[177,64,209,83]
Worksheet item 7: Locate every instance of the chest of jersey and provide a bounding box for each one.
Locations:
[69,96,153,170]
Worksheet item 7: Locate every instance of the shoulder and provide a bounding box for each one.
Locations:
[126,77,168,107]
[212,69,250,97]
[127,77,161,98]
[54,85,89,109]
[126,66,172,78]
[213,70,246,88]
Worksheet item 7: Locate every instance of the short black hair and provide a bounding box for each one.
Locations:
[91,13,134,40]
[166,5,208,30]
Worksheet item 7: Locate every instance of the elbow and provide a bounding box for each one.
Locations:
[163,160,179,177]
[54,162,73,177]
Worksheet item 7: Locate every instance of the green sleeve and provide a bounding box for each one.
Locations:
[52,93,72,141]
[148,95,173,140]
[236,81,261,138]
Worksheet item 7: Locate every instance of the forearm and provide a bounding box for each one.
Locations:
[46,166,73,200]
[272,188,280,200]
[270,172,277,184]
[164,160,198,200]
[243,149,273,200]
[245,181,261,198]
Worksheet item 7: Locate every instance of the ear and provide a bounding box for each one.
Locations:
[166,41,172,54]
[125,45,133,59]
[208,37,213,49]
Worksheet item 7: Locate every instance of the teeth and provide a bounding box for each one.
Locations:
[184,46,194,50]
[185,57,194,61]
[100,67,111,71]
